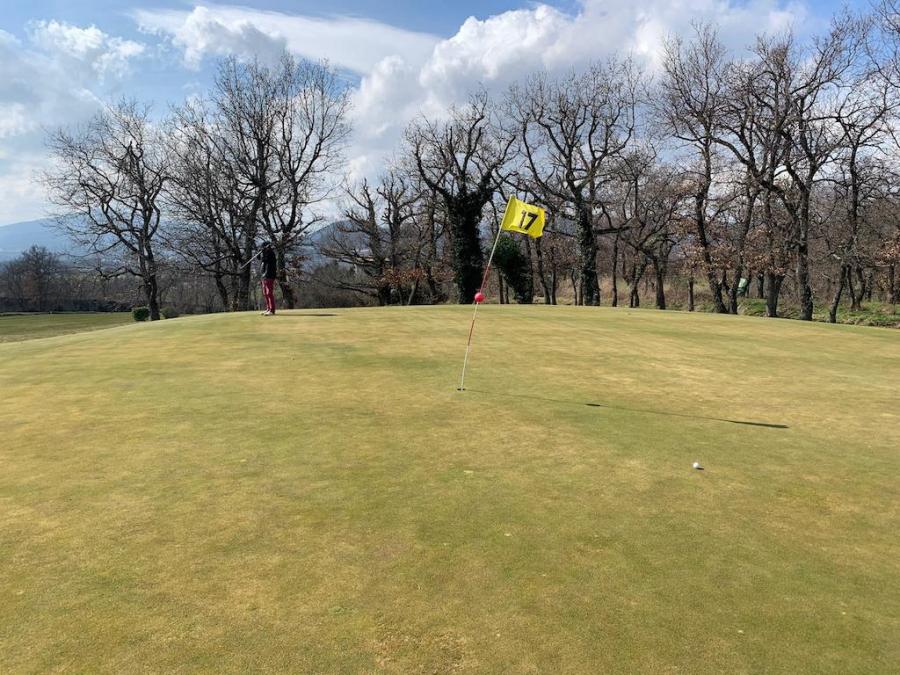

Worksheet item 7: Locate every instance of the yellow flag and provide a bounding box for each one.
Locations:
[500,196,546,238]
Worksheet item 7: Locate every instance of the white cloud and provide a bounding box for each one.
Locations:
[351,56,422,140]
[127,0,819,194]
[0,0,823,224]
[0,25,145,223]
[28,20,145,80]
[416,0,810,95]
[420,7,574,93]
[345,0,814,183]
[133,4,438,72]
[0,103,34,139]
[0,152,50,225]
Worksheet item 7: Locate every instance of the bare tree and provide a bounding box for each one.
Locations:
[716,19,865,320]
[616,151,688,310]
[320,172,419,305]
[824,33,896,318]
[19,246,65,311]
[167,56,349,311]
[45,100,168,319]
[407,92,514,303]
[163,218,234,309]
[873,201,900,305]
[166,92,257,311]
[872,1,900,87]
[511,60,640,306]
[408,185,450,304]
[261,56,350,308]
[0,257,30,311]
[660,25,732,313]
[725,167,763,314]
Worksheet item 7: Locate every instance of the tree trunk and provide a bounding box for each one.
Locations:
[214,273,229,310]
[425,214,441,303]
[143,250,161,320]
[729,266,742,314]
[796,200,814,321]
[550,265,558,305]
[523,237,535,305]
[534,237,552,304]
[629,262,645,308]
[611,234,619,308]
[376,284,390,306]
[765,272,783,318]
[688,275,695,312]
[701,254,726,312]
[828,267,847,324]
[274,248,296,309]
[797,254,813,321]
[276,252,295,310]
[653,259,666,310]
[847,267,860,311]
[548,243,558,304]
[450,206,484,304]
[145,273,161,320]
[232,234,256,312]
[426,271,440,304]
[576,206,600,306]
[407,274,420,306]
[234,266,252,311]
[889,264,898,305]
[695,144,727,314]
[756,273,765,299]
[731,184,756,315]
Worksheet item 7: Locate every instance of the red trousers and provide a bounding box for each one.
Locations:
[262,278,276,314]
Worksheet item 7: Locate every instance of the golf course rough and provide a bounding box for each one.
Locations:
[1,306,898,673]
[0,312,132,343]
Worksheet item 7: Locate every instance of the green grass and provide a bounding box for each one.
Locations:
[0,312,132,343]
[1,306,898,673]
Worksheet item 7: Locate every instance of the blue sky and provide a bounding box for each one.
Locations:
[0,0,870,225]
[2,1,583,36]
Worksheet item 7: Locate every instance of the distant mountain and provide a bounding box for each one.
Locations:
[0,217,350,264]
[302,220,357,265]
[0,218,79,261]
[304,221,338,245]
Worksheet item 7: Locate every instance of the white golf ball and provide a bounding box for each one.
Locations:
[692,462,701,469]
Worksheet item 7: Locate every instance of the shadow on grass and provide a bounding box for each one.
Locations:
[461,388,789,429]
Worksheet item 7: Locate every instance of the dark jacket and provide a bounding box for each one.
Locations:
[261,247,277,280]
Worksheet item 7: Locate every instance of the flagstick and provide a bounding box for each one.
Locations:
[458,226,504,391]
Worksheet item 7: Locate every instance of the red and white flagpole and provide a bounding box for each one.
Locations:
[457,225,504,391]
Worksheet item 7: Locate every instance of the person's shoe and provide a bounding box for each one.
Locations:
[262,310,272,316]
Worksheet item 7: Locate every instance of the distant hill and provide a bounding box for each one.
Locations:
[0,218,79,261]
[0,217,348,263]
[302,220,356,265]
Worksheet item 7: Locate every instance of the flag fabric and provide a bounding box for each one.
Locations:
[500,196,546,238]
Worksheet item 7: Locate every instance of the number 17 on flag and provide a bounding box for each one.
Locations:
[500,196,546,238]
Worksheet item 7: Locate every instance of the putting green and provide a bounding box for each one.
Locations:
[1,307,898,673]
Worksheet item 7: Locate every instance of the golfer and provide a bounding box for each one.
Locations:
[260,242,277,316]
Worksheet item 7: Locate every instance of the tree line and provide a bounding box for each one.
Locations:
[0,245,236,314]
[39,5,900,322]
